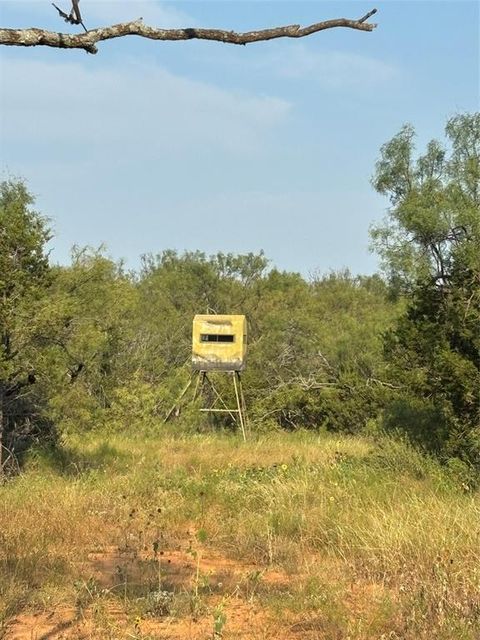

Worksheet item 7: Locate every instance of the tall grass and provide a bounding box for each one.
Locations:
[1,428,478,638]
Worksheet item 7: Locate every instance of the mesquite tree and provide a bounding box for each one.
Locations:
[371,113,480,466]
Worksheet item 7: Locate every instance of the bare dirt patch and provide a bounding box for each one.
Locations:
[4,542,297,640]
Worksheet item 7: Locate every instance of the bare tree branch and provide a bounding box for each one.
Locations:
[358,9,378,23]
[0,9,378,55]
[52,1,87,33]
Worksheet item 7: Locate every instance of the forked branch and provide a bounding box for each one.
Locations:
[52,0,88,32]
[0,9,378,55]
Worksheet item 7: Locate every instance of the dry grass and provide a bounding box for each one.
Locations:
[1,428,479,639]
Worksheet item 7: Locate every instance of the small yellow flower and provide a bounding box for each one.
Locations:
[329,496,335,502]
[281,464,288,471]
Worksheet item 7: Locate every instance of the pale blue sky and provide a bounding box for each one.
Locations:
[0,1,478,275]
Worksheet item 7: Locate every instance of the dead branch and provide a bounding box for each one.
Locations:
[52,1,88,33]
[0,9,378,55]
[366,377,403,390]
[295,375,338,391]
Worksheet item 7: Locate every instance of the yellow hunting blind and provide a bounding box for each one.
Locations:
[165,314,249,439]
[192,314,247,372]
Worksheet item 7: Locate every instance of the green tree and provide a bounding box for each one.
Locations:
[248,270,397,431]
[0,179,52,470]
[129,251,397,433]
[371,113,480,466]
[38,247,138,433]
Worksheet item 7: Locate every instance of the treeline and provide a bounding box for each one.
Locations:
[0,113,478,473]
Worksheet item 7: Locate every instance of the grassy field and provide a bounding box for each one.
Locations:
[1,426,479,639]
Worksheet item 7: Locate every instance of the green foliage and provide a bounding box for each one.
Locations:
[44,246,137,428]
[371,113,480,468]
[0,179,54,459]
[0,179,51,377]
[3,112,478,474]
[0,179,400,454]
[247,271,396,433]
[104,252,396,437]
